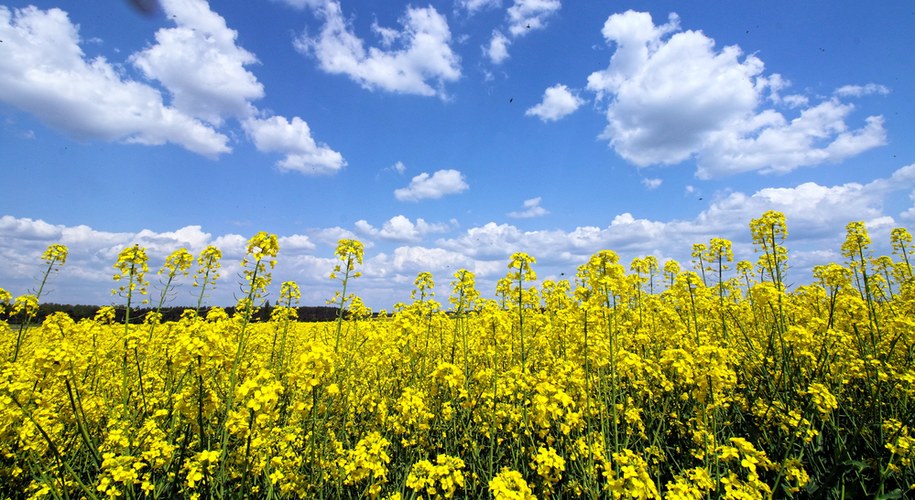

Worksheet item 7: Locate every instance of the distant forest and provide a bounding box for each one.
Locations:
[5,303,342,324]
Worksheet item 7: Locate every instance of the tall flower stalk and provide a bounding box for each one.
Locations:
[450,269,479,382]
[216,232,279,494]
[271,280,301,372]
[148,248,192,339]
[329,239,364,353]
[193,245,222,314]
[506,252,536,373]
[11,244,68,362]
[111,243,149,416]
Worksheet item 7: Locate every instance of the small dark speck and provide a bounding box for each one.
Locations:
[526,24,531,29]
[509,98,513,103]
[819,47,826,52]
[698,197,703,201]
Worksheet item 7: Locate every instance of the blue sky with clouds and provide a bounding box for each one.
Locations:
[2,0,914,309]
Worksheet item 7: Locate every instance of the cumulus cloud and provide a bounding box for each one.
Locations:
[834,83,890,97]
[0,5,229,156]
[130,0,264,125]
[642,178,662,190]
[296,1,461,97]
[507,197,549,218]
[486,31,511,64]
[439,164,915,270]
[699,101,886,177]
[586,10,887,178]
[483,0,561,64]
[506,0,562,36]
[0,3,345,171]
[394,169,469,201]
[137,0,345,173]
[459,0,502,15]
[525,84,583,121]
[243,116,345,174]
[355,215,452,242]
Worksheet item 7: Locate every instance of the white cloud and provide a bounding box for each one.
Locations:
[586,10,886,177]
[642,178,662,190]
[0,3,345,169]
[243,116,345,174]
[355,215,452,242]
[279,234,316,253]
[296,1,461,97]
[0,5,229,156]
[273,0,328,10]
[525,84,583,121]
[834,83,890,97]
[507,197,549,218]
[394,169,469,201]
[506,0,562,37]
[130,0,264,125]
[311,226,364,247]
[486,30,511,64]
[389,246,489,275]
[481,0,560,63]
[700,101,886,178]
[459,0,502,15]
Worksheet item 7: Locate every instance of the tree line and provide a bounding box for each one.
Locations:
[4,302,342,324]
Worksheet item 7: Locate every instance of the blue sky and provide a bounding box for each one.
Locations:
[2,0,914,309]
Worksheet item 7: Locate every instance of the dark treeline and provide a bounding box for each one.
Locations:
[5,303,341,324]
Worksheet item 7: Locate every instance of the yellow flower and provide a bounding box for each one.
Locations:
[531,446,566,485]
[42,243,69,265]
[489,468,535,500]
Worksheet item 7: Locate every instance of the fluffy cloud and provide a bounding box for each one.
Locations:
[137,0,345,173]
[394,169,469,201]
[525,84,583,121]
[586,10,886,178]
[834,83,890,97]
[243,116,346,174]
[642,178,662,190]
[130,0,264,125]
[486,30,511,64]
[484,0,561,64]
[355,215,452,242]
[459,0,502,15]
[506,0,562,36]
[699,101,886,177]
[296,1,461,97]
[507,197,549,218]
[0,3,345,171]
[0,5,229,156]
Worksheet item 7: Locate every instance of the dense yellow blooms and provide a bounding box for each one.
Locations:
[406,454,466,498]
[489,468,536,500]
[1,216,914,498]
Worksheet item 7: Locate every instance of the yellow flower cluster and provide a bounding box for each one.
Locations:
[406,454,466,498]
[489,468,536,500]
